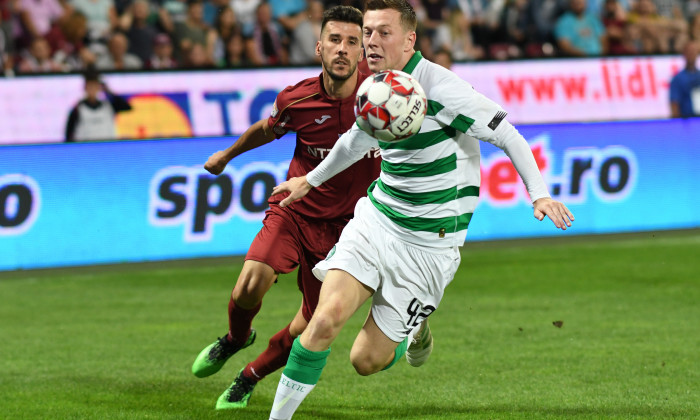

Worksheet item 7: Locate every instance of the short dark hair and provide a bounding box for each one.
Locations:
[364,0,417,32]
[83,64,100,83]
[320,5,363,35]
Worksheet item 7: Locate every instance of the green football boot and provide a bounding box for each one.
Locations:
[216,369,257,410]
[192,329,256,378]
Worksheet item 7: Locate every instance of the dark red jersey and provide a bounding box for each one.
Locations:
[267,71,381,221]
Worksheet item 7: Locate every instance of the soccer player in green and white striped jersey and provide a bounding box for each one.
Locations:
[267,1,574,418]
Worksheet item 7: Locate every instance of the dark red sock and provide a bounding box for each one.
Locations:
[227,298,261,347]
[243,323,294,382]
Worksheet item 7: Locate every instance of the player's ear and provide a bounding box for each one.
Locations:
[405,30,416,52]
[315,40,321,57]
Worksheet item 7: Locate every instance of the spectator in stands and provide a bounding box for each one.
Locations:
[450,0,494,54]
[48,10,95,71]
[96,31,143,70]
[691,13,700,42]
[656,0,688,53]
[65,68,132,142]
[289,0,323,65]
[173,0,216,65]
[16,36,62,72]
[554,0,607,56]
[221,29,250,67]
[688,1,700,19]
[492,0,529,58]
[586,0,630,18]
[433,46,453,68]
[527,0,568,46]
[70,0,118,43]
[183,41,214,67]
[231,0,261,36]
[121,0,158,64]
[147,32,177,68]
[0,0,15,66]
[627,0,686,54]
[17,0,68,43]
[269,0,307,33]
[433,8,484,61]
[212,6,241,65]
[246,2,288,66]
[601,0,634,55]
[203,0,229,26]
[160,0,188,30]
[669,40,700,118]
[418,0,448,44]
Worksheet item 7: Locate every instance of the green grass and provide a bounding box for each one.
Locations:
[1,230,698,419]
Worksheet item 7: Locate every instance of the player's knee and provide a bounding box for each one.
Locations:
[349,352,383,376]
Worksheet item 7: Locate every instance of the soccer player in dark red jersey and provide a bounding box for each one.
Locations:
[191,5,380,410]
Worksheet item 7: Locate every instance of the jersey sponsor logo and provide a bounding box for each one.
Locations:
[487,111,507,130]
[314,115,331,124]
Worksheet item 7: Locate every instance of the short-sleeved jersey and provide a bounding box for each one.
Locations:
[268,72,382,221]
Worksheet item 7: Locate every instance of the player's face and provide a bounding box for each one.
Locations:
[362,9,415,73]
[317,21,363,82]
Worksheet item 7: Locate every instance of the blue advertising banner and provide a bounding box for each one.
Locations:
[1,119,698,271]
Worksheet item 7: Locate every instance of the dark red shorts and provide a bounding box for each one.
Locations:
[245,204,346,321]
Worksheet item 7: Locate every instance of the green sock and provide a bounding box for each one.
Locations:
[270,338,330,420]
[284,337,330,384]
[382,337,409,371]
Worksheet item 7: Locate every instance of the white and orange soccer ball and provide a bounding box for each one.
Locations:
[354,69,427,143]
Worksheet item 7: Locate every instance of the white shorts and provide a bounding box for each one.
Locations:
[313,198,461,342]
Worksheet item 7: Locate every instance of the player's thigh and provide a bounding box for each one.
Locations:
[301,269,373,351]
[350,311,401,376]
[238,206,303,294]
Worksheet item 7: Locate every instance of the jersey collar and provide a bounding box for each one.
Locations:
[401,51,423,75]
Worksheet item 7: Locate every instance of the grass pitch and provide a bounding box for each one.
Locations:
[1,230,698,420]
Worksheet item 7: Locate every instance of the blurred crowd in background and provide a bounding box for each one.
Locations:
[0,0,699,75]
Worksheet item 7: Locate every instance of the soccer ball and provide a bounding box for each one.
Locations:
[355,70,427,142]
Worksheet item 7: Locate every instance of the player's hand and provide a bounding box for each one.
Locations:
[204,151,228,175]
[272,176,313,207]
[533,197,574,230]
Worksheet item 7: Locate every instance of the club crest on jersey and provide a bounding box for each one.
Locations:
[315,115,331,124]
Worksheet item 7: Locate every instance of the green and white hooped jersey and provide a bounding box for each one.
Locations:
[307,51,549,249]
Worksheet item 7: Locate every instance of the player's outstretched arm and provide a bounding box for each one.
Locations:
[204,118,275,175]
[271,176,313,208]
[533,197,574,230]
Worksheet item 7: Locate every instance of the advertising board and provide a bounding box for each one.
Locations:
[1,119,698,270]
